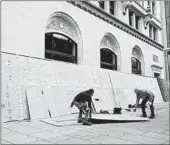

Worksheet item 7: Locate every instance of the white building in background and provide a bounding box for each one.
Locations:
[1,1,166,78]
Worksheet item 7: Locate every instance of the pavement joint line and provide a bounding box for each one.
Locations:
[114,134,166,144]
[1,126,46,142]
[1,139,14,144]
[88,134,140,144]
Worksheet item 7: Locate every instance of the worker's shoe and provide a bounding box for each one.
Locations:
[140,114,147,118]
[82,120,92,126]
[77,120,83,123]
[149,115,155,119]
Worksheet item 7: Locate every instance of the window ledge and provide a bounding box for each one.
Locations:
[151,64,163,69]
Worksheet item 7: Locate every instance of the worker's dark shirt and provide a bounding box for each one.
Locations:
[74,90,92,110]
[136,89,154,103]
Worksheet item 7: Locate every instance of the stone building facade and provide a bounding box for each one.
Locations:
[2,1,166,78]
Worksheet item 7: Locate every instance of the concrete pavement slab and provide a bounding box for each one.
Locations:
[26,139,56,144]
[55,137,96,144]
[65,130,100,139]
[120,134,165,144]
[142,131,169,141]
[45,134,71,143]
[30,130,64,139]
[88,134,138,144]
[2,132,39,144]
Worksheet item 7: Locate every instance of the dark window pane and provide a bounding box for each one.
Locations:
[99,1,104,9]
[135,16,140,30]
[45,33,77,64]
[149,24,152,38]
[129,12,133,26]
[132,57,141,75]
[109,1,115,15]
[101,48,117,70]
[45,33,53,50]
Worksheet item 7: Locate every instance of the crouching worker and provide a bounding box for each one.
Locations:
[70,89,94,125]
[134,88,155,119]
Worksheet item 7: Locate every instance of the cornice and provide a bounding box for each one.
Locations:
[134,1,147,12]
[67,1,164,51]
[145,13,161,24]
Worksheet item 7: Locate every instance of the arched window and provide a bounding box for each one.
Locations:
[101,48,117,70]
[131,45,144,75]
[45,12,83,64]
[45,33,77,63]
[100,33,121,71]
[131,57,141,75]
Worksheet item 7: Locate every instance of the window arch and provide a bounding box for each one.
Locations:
[100,33,121,71]
[45,12,83,64]
[131,45,145,75]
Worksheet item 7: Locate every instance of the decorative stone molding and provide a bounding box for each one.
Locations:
[122,2,132,15]
[144,14,162,30]
[144,20,150,29]
[101,36,118,53]
[100,33,121,71]
[46,12,83,64]
[46,13,80,43]
[67,1,164,51]
[151,64,163,77]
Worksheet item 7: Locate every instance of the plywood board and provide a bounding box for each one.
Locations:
[91,113,149,121]
[26,87,46,120]
[21,87,30,120]
[92,87,116,112]
[1,85,24,122]
[41,113,148,127]
[40,118,77,127]
[109,71,163,108]
[39,86,58,117]
[91,68,101,87]
[98,69,111,88]
[51,86,84,115]
[1,53,18,69]
[40,114,78,127]
[28,58,56,86]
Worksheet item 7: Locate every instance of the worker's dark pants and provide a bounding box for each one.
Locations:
[73,101,90,122]
[141,99,155,116]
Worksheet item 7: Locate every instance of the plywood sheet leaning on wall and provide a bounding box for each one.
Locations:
[53,62,97,88]
[21,86,30,120]
[53,61,78,87]
[26,86,49,120]
[37,85,58,118]
[1,84,24,122]
[109,71,163,109]
[1,53,19,85]
[51,86,85,115]
[17,55,36,86]
[98,69,112,88]
[91,87,116,112]
[28,58,57,86]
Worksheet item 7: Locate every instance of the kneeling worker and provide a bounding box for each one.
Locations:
[134,88,155,119]
[70,89,94,125]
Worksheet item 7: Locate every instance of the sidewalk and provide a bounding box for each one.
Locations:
[1,102,169,144]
